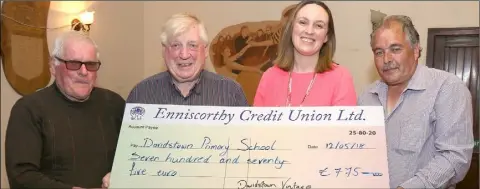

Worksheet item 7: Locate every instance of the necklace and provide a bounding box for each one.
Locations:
[285,71,317,106]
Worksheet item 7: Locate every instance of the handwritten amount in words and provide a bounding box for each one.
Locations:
[129,136,288,168]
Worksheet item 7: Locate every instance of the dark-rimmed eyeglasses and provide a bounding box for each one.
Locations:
[54,56,101,71]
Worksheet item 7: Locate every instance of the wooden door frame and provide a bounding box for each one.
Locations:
[425,27,480,189]
[426,27,480,67]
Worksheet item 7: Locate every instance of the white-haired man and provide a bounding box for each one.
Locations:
[124,13,248,106]
[100,12,248,188]
[5,31,126,189]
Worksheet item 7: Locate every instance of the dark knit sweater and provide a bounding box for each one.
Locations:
[5,83,125,188]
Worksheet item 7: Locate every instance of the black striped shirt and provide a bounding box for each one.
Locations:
[126,70,249,106]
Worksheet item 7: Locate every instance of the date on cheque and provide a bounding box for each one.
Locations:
[349,130,376,135]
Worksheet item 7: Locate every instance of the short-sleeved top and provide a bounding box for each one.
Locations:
[253,64,357,106]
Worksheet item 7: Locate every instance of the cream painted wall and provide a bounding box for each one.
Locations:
[0,1,144,188]
[1,1,478,188]
[143,1,479,94]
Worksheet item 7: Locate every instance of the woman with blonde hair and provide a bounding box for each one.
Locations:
[252,0,356,106]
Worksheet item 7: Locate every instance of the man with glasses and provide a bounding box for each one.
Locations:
[5,31,126,189]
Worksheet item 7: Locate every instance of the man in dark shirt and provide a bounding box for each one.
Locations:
[231,26,251,74]
[125,13,248,106]
[234,26,250,54]
[101,13,248,188]
[5,31,126,189]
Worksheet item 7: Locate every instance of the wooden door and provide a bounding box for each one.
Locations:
[426,27,479,189]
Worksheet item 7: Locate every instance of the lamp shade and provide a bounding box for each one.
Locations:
[79,11,94,25]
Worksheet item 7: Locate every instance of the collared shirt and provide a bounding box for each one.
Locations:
[358,64,474,189]
[126,70,249,106]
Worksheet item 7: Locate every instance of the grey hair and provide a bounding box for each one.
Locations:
[51,31,100,65]
[159,13,217,73]
[159,13,209,46]
[370,15,423,58]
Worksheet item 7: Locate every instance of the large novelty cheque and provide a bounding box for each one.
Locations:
[109,104,390,188]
